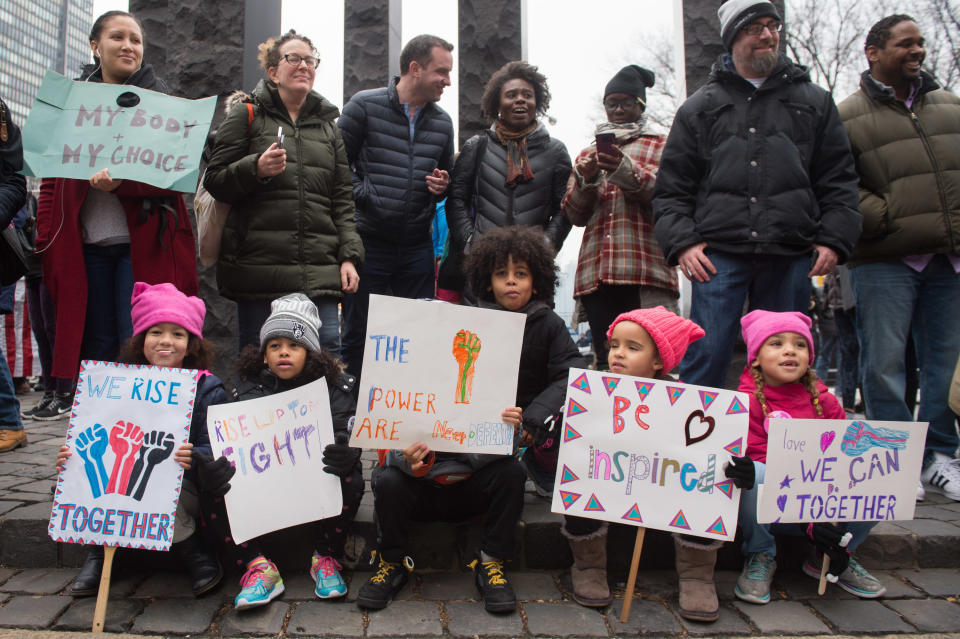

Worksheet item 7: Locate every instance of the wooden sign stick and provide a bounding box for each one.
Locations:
[91,545,116,632]
[620,527,647,623]
[817,555,830,595]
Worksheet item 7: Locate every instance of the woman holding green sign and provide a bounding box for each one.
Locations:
[203,31,364,355]
[36,10,198,404]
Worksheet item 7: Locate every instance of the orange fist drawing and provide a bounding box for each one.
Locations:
[452,329,482,404]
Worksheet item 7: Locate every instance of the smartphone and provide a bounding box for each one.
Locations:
[276,126,285,149]
[595,133,616,156]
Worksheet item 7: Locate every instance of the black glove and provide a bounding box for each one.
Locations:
[322,431,362,477]
[191,450,236,497]
[723,455,755,489]
[806,523,851,579]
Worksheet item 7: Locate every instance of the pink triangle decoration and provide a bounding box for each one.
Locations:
[706,516,728,536]
[560,465,579,484]
[601,376,621,396]
[621,504,643,523]
[566,398,588,419]
[724,438,743,456]
[560,491,581,510]
[669,509,691,530]
[726,396,747,415]
[698,390,718,411]
[635,381,655,401]
[714,480,735,499]
[584,493,605,512]
[666,386,685,406]
[570,372,591,394]
[563,424,582,443]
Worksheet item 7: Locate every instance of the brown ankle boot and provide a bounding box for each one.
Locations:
[563,522,612,607]
[674,535,721,622]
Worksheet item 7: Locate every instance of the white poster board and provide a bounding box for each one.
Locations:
[206,377,341,544]
[757,419,928,524]
[552,369,750,541]
[349,295,525,455]
[49,361,197,551]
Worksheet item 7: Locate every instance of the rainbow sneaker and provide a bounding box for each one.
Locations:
[310,553,347,599]
[234,556,284,610]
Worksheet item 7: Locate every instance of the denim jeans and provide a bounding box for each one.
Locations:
[852,256,960,462]
[341,236,435,379]
[739,462,876,556]
[81,243,134,362]
[679,251,813,388]
[0,350,23,430]
[237,296,341,356]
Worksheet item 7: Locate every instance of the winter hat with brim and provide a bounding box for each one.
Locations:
[606,306,705,374]
[740,309,814,364]
[259,293,322,352]
[130,282,205,338]
[718,0,781,50]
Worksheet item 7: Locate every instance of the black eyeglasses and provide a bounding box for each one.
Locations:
[603,98,639,111]
[282,53,320,69]
[743,20,782,36]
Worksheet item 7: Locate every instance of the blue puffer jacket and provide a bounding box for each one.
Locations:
[338,78,454,246]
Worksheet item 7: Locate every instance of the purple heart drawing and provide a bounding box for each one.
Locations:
[820,431,836,453]
[776,494,787,512]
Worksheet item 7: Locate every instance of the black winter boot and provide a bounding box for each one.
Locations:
[70,546,104,597]
[174,533,223,596]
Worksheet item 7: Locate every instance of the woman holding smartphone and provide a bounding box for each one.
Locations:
[560,65,678,369]
[444,61,571,298]
[204,30,363,353]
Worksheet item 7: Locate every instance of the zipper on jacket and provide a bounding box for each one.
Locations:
[909,109,956,249]
[295,125,307,272]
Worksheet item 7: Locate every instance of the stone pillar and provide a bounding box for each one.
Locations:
[682,0,785,95]
[457,0,523,146]
[343,0,401,103]
[243,0,282,93]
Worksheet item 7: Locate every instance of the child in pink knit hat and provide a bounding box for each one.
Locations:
[57,282,226,600]
[733,310,884,607]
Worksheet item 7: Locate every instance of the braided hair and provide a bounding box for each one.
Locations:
[750,365,823,417]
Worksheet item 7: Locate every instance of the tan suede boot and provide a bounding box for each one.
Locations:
[563,522,612,607]
[674,534,721,622]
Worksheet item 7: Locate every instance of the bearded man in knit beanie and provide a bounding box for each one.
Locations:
[652,0,861,392]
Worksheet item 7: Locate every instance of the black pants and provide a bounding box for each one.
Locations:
[203,463,364,564]
[564,514,604,537]
[371,457,526,562]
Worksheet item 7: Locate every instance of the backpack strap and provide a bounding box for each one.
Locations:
[246,102,254,131]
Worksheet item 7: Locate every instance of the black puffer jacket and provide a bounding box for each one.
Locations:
[338,78,454,245]
[653,55,862,264]
[447,126,572,252]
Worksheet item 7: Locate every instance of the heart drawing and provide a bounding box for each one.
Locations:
[820,431,836,453]
[776,494,787,512]
[684,410,716,446]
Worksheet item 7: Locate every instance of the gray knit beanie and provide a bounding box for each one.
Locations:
[259,293,322,352]
[718,0,781,51]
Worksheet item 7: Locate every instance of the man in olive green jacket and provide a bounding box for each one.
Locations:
[838,14,960,502]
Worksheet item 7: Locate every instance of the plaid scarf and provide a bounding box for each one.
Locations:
[493,120,538,187]
[594,117,648,144]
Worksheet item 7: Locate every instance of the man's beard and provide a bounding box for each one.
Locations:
[749,49,779,76]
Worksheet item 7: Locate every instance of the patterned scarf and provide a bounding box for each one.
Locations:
[594,116,647,144]
[493,120,538,187]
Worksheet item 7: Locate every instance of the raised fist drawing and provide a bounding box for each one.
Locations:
[75,425,110,498]
[126,430,176,501]
[107,420,144,494]
[452,329,482,404]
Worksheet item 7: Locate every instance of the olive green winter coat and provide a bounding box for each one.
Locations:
[204,80,364,300]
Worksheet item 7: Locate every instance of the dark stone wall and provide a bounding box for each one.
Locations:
[343,0,396,103]
[682,0,786,95]
[457,0,522,146]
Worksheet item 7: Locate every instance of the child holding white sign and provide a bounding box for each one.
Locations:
[202,294,362,609]
[733,310,884,604]
[57,282,225,598]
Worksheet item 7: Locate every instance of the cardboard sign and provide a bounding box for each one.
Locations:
[552,369,750,541]
[757,419,927,524]
[49,361,197,551]
[21,71,215,192]
[349,296,525,455]
[206,377,342,544]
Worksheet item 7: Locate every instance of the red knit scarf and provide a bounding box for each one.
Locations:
[493,120,538,187]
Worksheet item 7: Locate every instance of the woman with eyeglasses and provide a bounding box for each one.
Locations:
[442,61,572,300]
[204,30,363,354]
[35,10,198,415]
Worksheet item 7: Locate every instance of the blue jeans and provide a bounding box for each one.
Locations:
[680,251,813,388]
[739,462,876,556]
[0,350,23,431]
[341,236,435,379]
[852,256,960,462]
[237,296,341,356]
[81,244,134,361]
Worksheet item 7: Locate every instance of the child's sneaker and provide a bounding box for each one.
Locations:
[802,551,886,598]
[21,391,54,418]
[734,551,776,604]
[921,452,960,501]
[468,552,516,613]
[309,552,347,599]
[356,551,413,610]
[234,556,284,610]
[33,392,73,421]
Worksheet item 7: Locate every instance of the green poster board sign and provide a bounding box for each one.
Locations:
[21,71,216,193]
